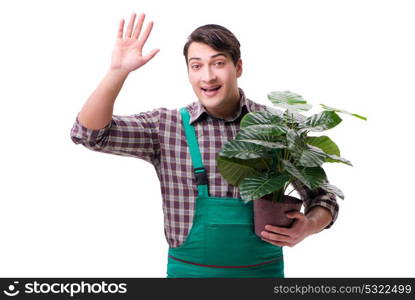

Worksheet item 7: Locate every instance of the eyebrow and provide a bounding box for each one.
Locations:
[188,53,227,63]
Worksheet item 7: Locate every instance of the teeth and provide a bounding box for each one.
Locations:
[202,86,220,91]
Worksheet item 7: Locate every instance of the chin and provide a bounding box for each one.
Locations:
[199,97,224,109]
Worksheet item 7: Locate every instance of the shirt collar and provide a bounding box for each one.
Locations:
[188,88,253,124]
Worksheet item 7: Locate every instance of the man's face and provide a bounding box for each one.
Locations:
[187,42,242,116]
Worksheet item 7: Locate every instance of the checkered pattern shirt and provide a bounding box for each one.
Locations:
[70,88,339,248]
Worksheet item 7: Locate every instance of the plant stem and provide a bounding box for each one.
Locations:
[261,157,270,170]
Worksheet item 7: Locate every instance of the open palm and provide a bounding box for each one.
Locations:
[111,13,159,73]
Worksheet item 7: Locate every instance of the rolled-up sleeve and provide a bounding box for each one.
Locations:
[292,179,339,229]
[70,109,161,165]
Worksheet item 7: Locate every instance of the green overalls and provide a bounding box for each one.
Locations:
[166,108,285,278]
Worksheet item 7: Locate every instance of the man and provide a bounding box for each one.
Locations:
[70,12,338,278]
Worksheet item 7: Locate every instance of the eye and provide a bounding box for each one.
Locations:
[215,61,225,66]
[191,64,200,70]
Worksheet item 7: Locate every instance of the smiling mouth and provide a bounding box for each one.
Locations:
[201,86,221,92]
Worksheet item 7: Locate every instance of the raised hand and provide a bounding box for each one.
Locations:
[110,13,159,74]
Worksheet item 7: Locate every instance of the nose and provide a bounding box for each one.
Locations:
[201,66,217,83]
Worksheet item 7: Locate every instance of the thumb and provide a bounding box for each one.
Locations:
[286,211,303,219]
[143,48,160,62]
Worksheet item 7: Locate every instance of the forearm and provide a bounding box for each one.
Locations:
[77,68,129,130]
[305,206,333,234]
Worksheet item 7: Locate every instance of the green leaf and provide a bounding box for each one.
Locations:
[236,126,287,149]
[238,140,286,149]
[306,136,340,156]
[243,157,272,170]
[282,160,327,189]
[268,91,313,111]
[217,156,262,186]
[319,181,345,200]
[283,109,307,123]
[240,111,283,128]
[243,124,288,135]
[305,136,352,164]
[285,129,302,149]
[297,145,327,167]
[320,104,367,121]
[302,111,342,131]
[239,173,290,202]
[284,129,304,160]
[219,140,270,159]
[325,154,353,166]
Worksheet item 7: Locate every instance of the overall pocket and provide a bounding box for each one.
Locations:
[204,223,266,266]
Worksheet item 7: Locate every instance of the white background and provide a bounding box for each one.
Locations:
[1,0,414,277]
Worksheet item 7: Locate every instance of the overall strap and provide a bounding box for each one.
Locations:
[180,107,209,197]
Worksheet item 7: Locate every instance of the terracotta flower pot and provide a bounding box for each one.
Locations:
[253,195,303,238]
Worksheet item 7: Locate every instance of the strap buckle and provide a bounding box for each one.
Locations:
[194,167,208,185]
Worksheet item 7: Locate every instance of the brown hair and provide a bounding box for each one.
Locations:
[183,24,241,67]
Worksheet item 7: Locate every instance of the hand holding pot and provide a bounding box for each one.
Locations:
[260,211,316,247]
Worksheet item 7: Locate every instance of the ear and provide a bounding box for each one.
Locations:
[236,59,243,78]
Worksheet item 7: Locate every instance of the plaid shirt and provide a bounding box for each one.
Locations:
[70,88,339,248]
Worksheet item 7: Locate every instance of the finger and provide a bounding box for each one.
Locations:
[262,237,289,247]
[137,20,154,49]
[142,48,160,64]
[125,12,136,38]
[117,18,125,39]
[132,13,145,40]
[261,230,291,242]
[287,211,304,219]
[265,225,290,235]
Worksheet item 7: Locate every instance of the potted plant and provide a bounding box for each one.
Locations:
[217,90,366,237]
